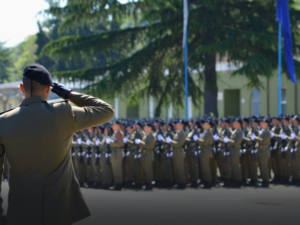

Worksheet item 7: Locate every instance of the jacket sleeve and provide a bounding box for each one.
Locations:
[110,131,124,148]
[0,138,5,221]
[196,132,212,145]
[140,135,155,150]
[254,131,271,145]
[228,131,243,147]
[70,92,115,132]
[169,133,186,147]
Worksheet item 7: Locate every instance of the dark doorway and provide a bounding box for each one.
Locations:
[224,90,240,117]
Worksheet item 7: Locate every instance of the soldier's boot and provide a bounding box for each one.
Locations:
[211,180,217,187]
[279,178,289,185]
[247,179,257,187]
[190,181,199,188]
[123,181,133,188]
[231,181,241,188]
[154,180,163,188]
[258,181,269,188]
[79,182,85,188]
[144,183,153,190]
[110,183,122,191]
[270,175,279,184]
[241,179,247,186]
[100,183,111,190]
[94,182,103,189]
[223,179,231,187]
[162,180,173,188]
[177,183,186,189]
[87,181,94,188]
[131,183,143,189]
[289,179,298,185]
[201,182,212,189]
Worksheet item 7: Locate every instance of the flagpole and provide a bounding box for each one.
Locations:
[185,27,188,118]
[278,22,282,115]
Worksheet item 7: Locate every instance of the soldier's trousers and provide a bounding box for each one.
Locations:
[187,156,199,182]
[246,152,258,181]
[111,157,123,185]
[222,155,231,179]
[142,160,153,183]
[270,149,281,177]
[125,153,134,182]
[133,158,144,184]
[3,156,9,179]
[210,152,217,182]
[230,155,242,181]
[91,153,102,183]
[184,157,190,181]
[86,153,95,183]
[281,152,291,180]
[173,156,186,184]
[78,154,87,184]
[216,152,225,179]
[258,156,269,182]
[154,152,163,182]
[162,155,173,181]
[240,152,248,180]
[100,158,113,186]
[291,155,300,180]
[200,157,211,183]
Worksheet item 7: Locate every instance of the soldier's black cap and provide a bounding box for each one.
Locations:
[242,118,250,123]
[294,116,300,122]
[283,116,289,121]
[234,119,242,126]
[205,120,214,127]
[99,126,105,132]
[136,122,144,128]
[195,121,201,127]
[114,121,122,125]
[126,124,133,128]
[273,117,282,121]
[261,118,270,124]
[160,121,165,126]
[23,64,54,86]
[145,123,153,129]
[252,118,260,123]
[224,119,230,124]
[168,123,174,129]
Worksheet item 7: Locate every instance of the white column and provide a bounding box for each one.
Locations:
[168,103,173,119]
[114,97,119,119]
[149,96,154,118]
[188,96,193,119]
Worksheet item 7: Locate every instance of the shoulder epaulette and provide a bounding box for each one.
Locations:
[0,108,16,116]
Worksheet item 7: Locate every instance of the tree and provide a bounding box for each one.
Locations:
[41,0,300,117]
[0,42,12,83]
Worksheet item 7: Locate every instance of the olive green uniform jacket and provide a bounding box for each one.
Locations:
[0,92,114,225]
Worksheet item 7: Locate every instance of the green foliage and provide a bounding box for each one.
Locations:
[41,0,300,117]
[0,42,12,83]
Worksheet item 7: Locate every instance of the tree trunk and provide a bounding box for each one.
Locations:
[204,54,218,117]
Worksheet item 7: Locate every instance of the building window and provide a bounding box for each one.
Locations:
[281,88,287,115]
[252,89,260,116]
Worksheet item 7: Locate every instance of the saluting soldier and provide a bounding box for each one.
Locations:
[196,121,214,189]
[107,121,124,190]
[135,123,156,190]
[0,64,114,224]
[251,118,271,187]
[240,118,250,185]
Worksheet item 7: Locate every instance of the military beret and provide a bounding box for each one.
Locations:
[168,123,174,129]
[23,64,54,86]
[205,120,214,127]
[99,126,105,132]
[114,121,122,125]
[283,116,289,121]
[235,119,242,126]
[136,122,144,128]
[252,119,260,123]
[160,121,165,126]
[273,117,282,121]
[195,121,201,127]
[145,123,153,129]
[242,118,250,123]
[294,116,300,122]
[261,118,270,124]
[224,119,231,124]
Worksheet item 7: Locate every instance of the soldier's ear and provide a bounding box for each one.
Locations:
[20,83,25,94]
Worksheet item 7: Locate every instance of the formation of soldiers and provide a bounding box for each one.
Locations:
[25,114,299,190]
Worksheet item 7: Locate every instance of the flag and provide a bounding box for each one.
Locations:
[276,0,297,84]
[182,0,188,48]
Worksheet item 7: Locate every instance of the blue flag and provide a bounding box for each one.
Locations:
[276,0,297,84]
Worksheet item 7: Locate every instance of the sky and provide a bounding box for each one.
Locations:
[0,0,130,48]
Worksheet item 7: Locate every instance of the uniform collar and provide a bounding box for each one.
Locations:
[19,96,47,106]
